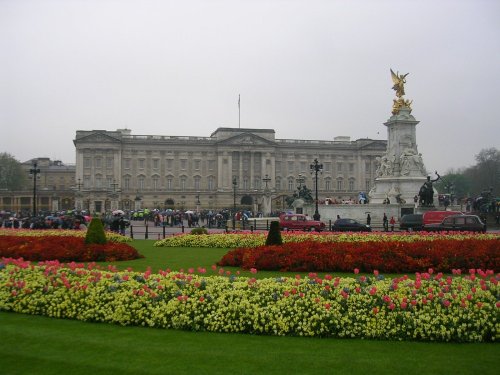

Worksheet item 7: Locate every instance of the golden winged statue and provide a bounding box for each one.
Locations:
[390,69,409,98]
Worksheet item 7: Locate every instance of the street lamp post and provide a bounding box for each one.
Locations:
[232,177,237,230]
[296,173,305,189]
[310,158,323,221]
[29,162,41,218]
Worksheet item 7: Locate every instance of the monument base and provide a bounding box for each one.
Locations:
[368,176,427,204]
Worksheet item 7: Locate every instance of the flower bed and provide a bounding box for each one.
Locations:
[0,258,497,342]
[0,235,142,262]
[218,239,499,273]
[0,228,132,243]
[154,232,499,249]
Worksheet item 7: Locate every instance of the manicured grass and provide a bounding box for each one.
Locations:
[1,311,499,375]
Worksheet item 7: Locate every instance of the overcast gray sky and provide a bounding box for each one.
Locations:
[1,0,499,173]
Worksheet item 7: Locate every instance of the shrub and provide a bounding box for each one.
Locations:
[85,218,107,245]
[191,227,208,235]
[265,220,283,246]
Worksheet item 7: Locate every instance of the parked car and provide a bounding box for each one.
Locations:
[422,210,463,226]
[424,214,486,233]
[279,214,325,232]
[399,214,423,231]
[332,218,372,232]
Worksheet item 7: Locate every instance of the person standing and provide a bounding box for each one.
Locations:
[366,214,371,227]
[390,216,396,232]
[383,213,388,232]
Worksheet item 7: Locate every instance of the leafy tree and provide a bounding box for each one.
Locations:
[464,147,500,196]
[435,170,471,200]
[0,153,26,190]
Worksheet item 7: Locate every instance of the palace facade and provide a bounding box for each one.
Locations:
[74,127,386,214]
[0,158,76,215]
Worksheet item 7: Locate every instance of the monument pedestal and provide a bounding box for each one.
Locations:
[369,107,428,204]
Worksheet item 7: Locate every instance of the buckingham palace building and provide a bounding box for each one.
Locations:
[73,127,386,213]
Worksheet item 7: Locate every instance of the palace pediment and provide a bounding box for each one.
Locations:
[217,132,276,147]
[74,132,122,144]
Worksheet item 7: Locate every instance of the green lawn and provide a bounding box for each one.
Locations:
[1,311,499,375]
[2,240,499,374]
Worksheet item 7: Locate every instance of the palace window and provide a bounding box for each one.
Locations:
[124,159,131,169]
[337,178,343,191]
[153,159,159,170]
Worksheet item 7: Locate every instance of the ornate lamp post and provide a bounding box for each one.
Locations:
[309,158,323,220]
[296,173,305,189]
[29,162,41,217]
[232,176,238,230]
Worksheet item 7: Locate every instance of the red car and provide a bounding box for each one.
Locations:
[279,214,325,232]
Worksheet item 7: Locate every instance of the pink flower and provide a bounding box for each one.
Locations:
[324,303,331,310]
[211,264,217,271]
[250,268,257,274]
[199,296,205,302]
[389,303,395,310]
[324,274,332,281]
[188,268,194,274]
[372,307,379,315]
[283,290,290,297]
[369,287,377,295]
[442,300,451,308]
[400,302,408,309]
[373,270,379,276]
[354,268,359,274]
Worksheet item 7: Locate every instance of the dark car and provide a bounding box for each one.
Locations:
[399,214,423,231]
[424,214,486,233]
[332,218,372,232]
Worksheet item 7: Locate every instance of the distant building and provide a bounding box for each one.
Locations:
[0,158,75,215]
[73,128,386,213]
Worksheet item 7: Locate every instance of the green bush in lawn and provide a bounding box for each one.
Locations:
[85,218,107,245]
[265,220,283,246]
[191,227,208,235]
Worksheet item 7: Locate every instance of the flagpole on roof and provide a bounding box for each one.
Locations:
[238,94,241,128]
